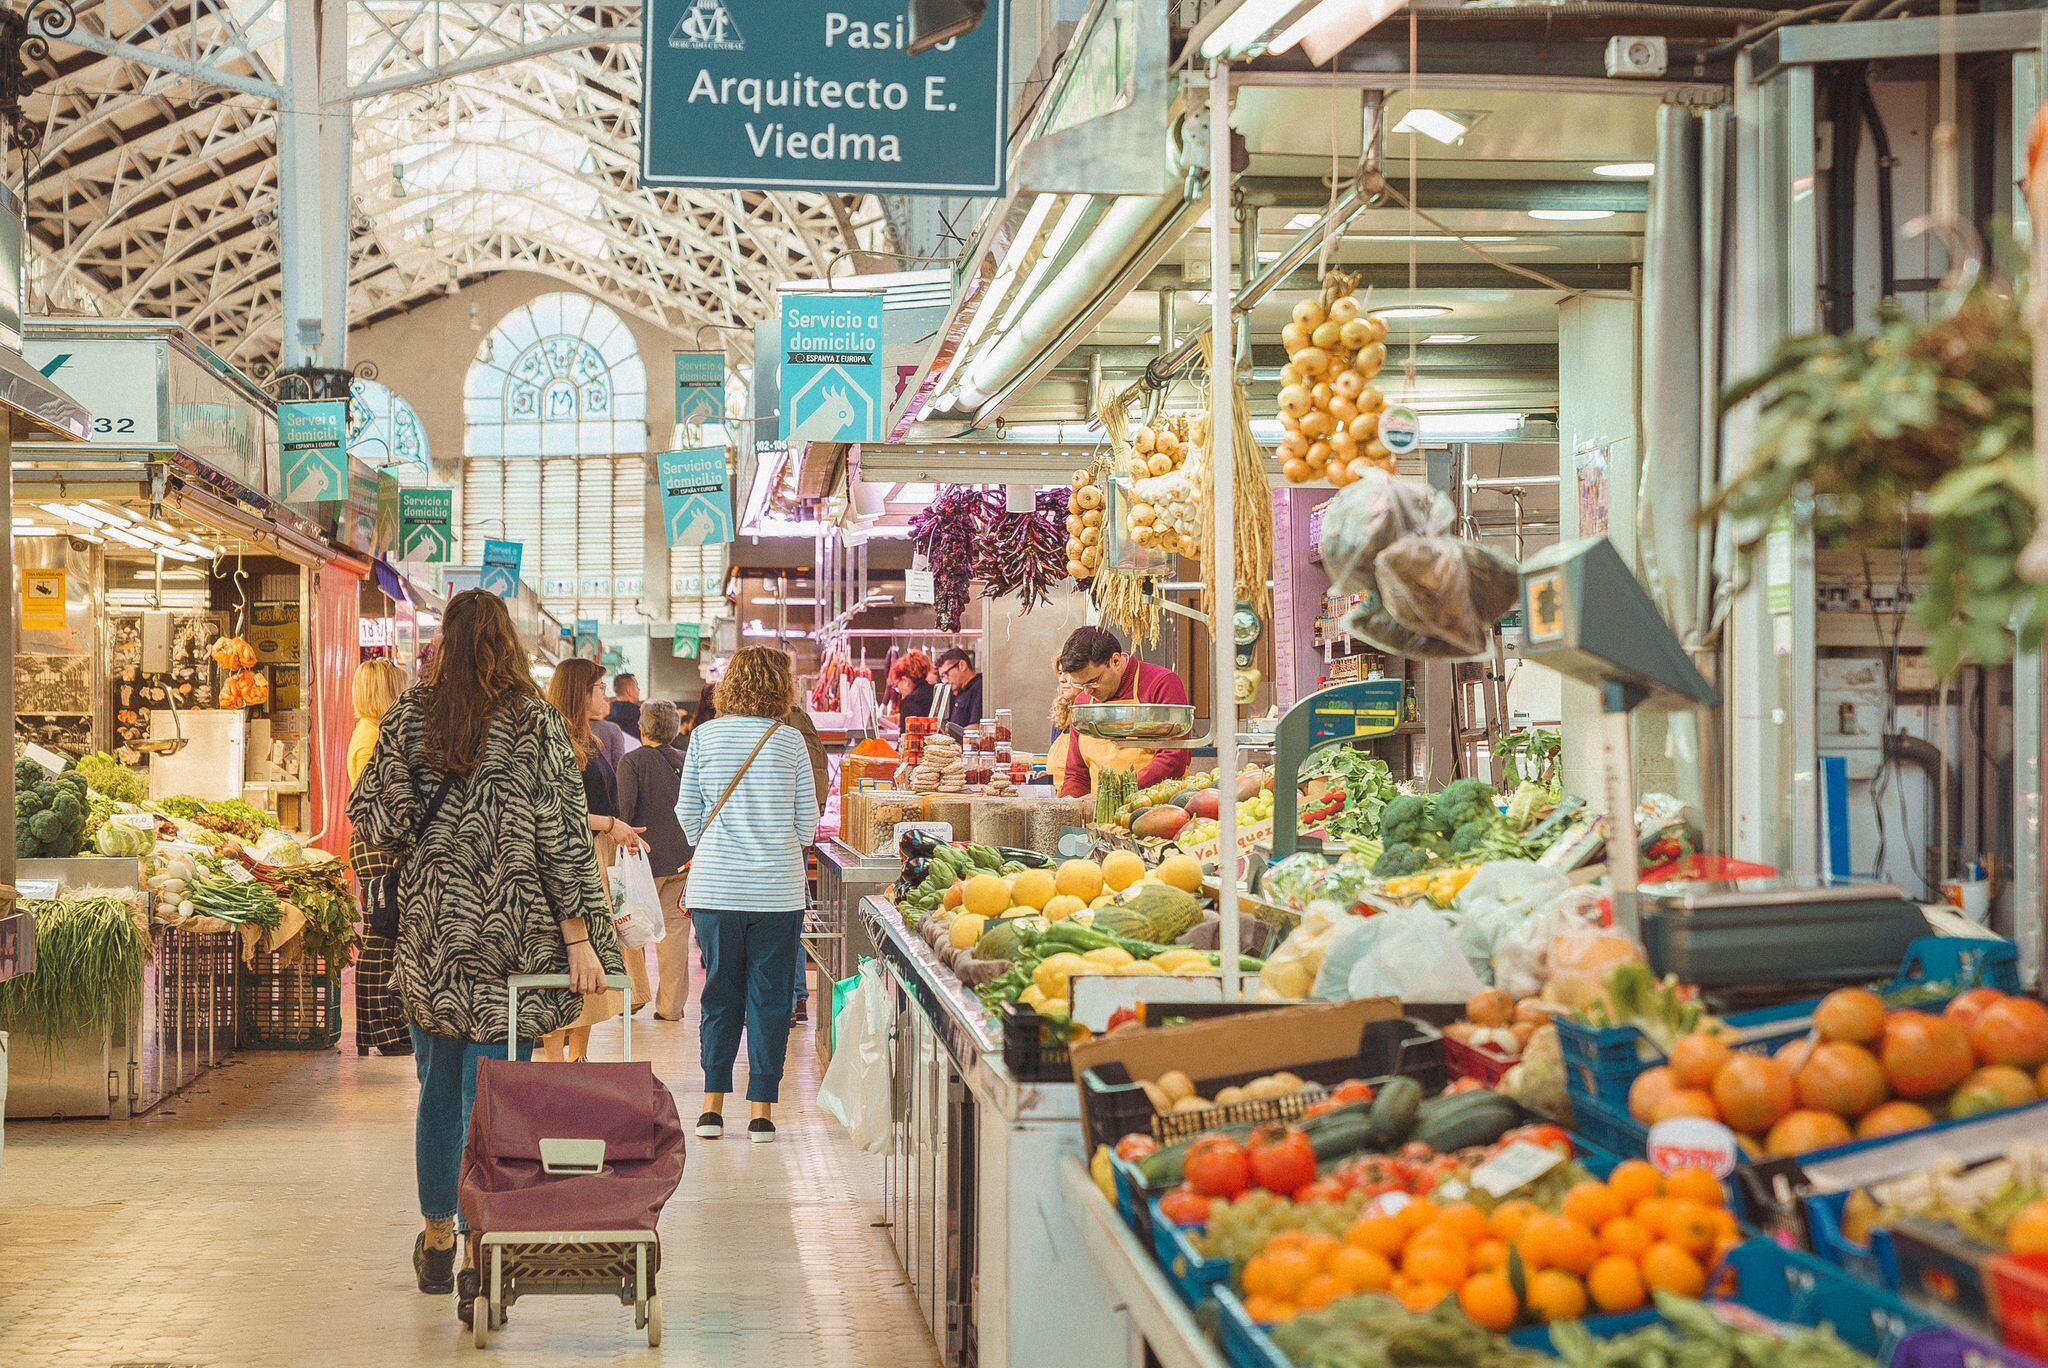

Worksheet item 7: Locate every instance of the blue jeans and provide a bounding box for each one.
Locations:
[696,908,802,1103]
[411,1028,532,1224]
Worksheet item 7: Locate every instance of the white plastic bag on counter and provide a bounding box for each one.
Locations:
[819,961,893,1153]
[1492,886,1611,1001]
[1453,861,1572,983]
[1315,904,1488,1003]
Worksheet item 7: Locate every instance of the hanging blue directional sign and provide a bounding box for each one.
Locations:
[398,488,454,563]
[279,399,350,504]
[657,447,734,547]
[674,351,726,427]
[779,293,884,444]
[480,540,523,599]
[639,0,1006,195]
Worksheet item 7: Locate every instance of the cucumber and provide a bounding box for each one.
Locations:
[1410,1090,1526,1153]
[1364,1076,1424,1148]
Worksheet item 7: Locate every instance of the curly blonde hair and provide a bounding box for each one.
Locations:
[714,646,796,719]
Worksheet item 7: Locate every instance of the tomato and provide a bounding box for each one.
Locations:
[1499,1124,1572,1155]
[1399,1141,1437,1162]
[1114,1133,1158,1163]
[1294,1177,1349,1206]
[1184,1135,1252,1200]
[1105,1006,1142,1034]
[1158,1185,1212,1226]
[1248,1125,1318,1197]
[1330,1080,1376,1106]
[1302,1099,1342,1120]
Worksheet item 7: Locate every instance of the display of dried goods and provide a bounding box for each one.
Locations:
[218,669,269,709]
[1275,270,1394,487]
[209,635,259,672]
[1204,340,1275,622]
[910,485,1071,630]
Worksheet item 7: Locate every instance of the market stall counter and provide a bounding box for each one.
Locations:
[859,894,1128,1368]
[810,839,893,1057]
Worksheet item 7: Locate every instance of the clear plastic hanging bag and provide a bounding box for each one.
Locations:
[1372,534,1522,659]
[1317,469,1455,596]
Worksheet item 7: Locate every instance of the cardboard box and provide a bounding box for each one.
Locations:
[1068,997,1404,1152]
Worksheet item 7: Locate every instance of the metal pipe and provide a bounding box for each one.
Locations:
[1210,64,1242,1003]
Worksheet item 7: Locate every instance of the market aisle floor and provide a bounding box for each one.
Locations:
[0,970,940,1368]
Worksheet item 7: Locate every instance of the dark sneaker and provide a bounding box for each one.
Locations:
[791,1000,808,1024]
[695,1111,724,1140]
[414,1231,456,1295]
[748,1118,777,1144]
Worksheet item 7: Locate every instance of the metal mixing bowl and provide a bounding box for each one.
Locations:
[1070,702,1196,741]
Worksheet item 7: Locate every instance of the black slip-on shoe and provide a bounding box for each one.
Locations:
[748,1118,777,1144]
[695,1111,724,1139]
[414,1232,456,1295]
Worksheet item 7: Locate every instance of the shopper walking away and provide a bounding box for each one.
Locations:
[347,589,620,1298]
[783,701,830,1026]
[347,657,412,1058]
[608,671,643,736]
[936,648,984,732]
[678,646,819,1142]
[544,658,645,1058]
[617,700,694,1020]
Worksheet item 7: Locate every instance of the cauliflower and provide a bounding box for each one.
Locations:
[1502,1024,1569,1121]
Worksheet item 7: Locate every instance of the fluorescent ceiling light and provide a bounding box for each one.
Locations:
[1349,232,1514,244]
[1420,412,1522,439]
[1373,306,1450,320]
[176,542,217,559]
[154,546,200,563]
[1269,0,1408,64]
[12,526,55,537]
[88,501,137,523]
[931,193,1058,400]
[1391,109,1472,146]
[1592,162,1655,178]
[1199,0,1313,60]
[128,526,181,546]
[102,526,156,550]
[1421,333,1478,344]
[993,195,1088,334]
[1285,212,1320,231]
[40,502,109,528]
[1528,209,1616,221]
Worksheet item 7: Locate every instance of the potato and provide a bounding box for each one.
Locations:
[1214,1085,1247,1107]
[1139,1080,1170,1112]
[1268,1071,1305,1094]
[1243,1074,1290,1101]
[1157,1069,1196,1104]
[1173,1095,1211,1113]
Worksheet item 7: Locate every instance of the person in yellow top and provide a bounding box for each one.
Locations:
[348,658,408,785]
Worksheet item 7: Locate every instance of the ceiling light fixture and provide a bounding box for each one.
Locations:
[1372,306,1451,320]
[1349,232,1514,244]
[930,193,1058,402]
[12,526,55,537]
[1198,0,1312,60]
[1421,333,1478,344]
[1285,212,1320,231]
[1391,109,1472,146]
[40,503,110,529]
[87,501,138,524]
[1528,208,1617,221]
[1268,0,1408,64]
[1592,162,1655,178]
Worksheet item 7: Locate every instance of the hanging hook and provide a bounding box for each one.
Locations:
[230,549,250,636]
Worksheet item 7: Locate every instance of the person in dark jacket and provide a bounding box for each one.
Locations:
[937,648,983,731]
[616,700,694,1020]
[607,672,643,735]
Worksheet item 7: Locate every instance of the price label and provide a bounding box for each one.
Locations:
[894,821,952,848]
[15,878,59,901]
[1364,1190,1412,1219]
[221,862,256,884]
[20,744,66,776]
[904,568,936,606]
[1469,1140,1565,1197]
[112,813,155,830]
[1646,1117,1740,1178]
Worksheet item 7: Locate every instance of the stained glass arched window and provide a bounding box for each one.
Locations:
[348,378,430,487]
[463,292,647,459]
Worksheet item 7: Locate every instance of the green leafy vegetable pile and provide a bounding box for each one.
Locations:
[1270,1291,1547,1368]
[1298,747,1401,841]
[16,761,90,857]
[74,751,146,804]
[0,897,148,1045]
[1550,1292,1879,1368]
[265,862,359,966]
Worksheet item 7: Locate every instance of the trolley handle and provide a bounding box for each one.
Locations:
[507,973,634,1061]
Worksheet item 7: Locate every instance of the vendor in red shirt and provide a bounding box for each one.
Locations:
[1057,625,1192,798]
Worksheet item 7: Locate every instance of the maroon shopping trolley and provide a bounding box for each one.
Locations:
[457,973,685,1348]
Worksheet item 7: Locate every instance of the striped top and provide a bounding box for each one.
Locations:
[676,715,819,913]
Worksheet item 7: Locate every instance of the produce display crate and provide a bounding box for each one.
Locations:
[238,950,341,1050]
[1147,1198,1231,1309]
[998,1000,1072,1082]
[1444,1035,1518,1087]
[1888,1216,2048,1358]
[1560,937,2019,1113]
[1562,1090,1649,1159]
[1895,1326,2048,1368]
[1081,1016,1444,1155]
[1802,1187,1904,1289]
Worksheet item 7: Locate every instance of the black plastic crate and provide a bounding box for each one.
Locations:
[239,951,342,1050]
[999,1000,1073,1082]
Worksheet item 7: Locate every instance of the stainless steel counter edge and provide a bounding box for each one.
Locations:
[819,838,904,874]
[860,895,1082,1124]
[1061,1157,1226,1368]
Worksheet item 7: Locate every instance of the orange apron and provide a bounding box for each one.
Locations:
[1075,728,1157,795]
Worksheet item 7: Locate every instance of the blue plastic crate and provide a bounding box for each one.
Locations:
[1560,936,2018,1114]
[1569,1091,1651,1159]
[1147,1197,1232,1309]
[1803,1187,1904,1288]
[1216,1288,1291,1368]
[1111,1154,1150,1237]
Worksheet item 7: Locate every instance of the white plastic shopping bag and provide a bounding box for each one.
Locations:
[609,848,668,950]
[820,961,893,1153]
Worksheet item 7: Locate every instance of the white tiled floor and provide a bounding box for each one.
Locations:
[0,968,939,1368]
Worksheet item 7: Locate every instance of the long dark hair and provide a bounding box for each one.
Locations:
[422,590,542,775]
[548,657,606,768]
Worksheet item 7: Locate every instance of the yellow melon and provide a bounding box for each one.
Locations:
[1056,858,1105,901]
[1156,854,1205,893]
[962,874,1011,918]
[1117,960,1167,976]
[1083,946,1136,969]
[1101,849,1147,892]
[1042,894,1088,922]
[1011,868,1058,911]
[949,913,987,950]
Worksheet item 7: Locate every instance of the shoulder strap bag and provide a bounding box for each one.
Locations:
[361,770,459,941]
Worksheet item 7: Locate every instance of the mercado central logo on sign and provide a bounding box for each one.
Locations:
[640,0,1007,195]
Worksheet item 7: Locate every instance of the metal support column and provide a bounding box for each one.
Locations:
[1207,63,1242,1001]
[279,0,352,373]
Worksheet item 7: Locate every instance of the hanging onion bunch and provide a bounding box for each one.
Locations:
[1276,270,1394,486]
[1126,411,1205,558]
[1066,467,1106,580]
[909,485,984,631]
[1708,285,2045,675]
[977,487,1071,612]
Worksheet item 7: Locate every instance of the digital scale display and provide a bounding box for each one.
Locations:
[1305,679,1406,747]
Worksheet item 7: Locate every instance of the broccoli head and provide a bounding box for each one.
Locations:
[1451,817,1499,855]
[28,809,62,844]
[50,792,82,822]
[1381,794,1432,846]
[1432,778,1498,832]
[15,793,37,819]
[15,760,43,790]
[1374,841,1436,877]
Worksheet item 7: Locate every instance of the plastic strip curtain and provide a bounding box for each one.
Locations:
[309,563,364,857]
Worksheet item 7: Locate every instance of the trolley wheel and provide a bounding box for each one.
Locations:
[646,1295,663,1348]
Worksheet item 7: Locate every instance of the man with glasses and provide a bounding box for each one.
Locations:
[1055,626,1190,798]
[936,648,984,732]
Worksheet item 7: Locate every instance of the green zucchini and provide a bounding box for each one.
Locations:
[1363,1076,1424,1148]
[1410,1090,1525,1153]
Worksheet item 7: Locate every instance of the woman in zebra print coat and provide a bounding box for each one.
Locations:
[348,589,623,1296]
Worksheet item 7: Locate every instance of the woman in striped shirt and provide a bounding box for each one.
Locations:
[676,646,819,1142]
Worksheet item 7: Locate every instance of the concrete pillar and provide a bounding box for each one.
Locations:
[279,0,352,371]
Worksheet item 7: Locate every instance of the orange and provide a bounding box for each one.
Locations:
[1299,1273,1351,1312]
[1561,1182,1626,1231]
[1243,1255,1278,1298]
[1458,1271,1520,1333]
[2009,1200,2048,1256]
[1471,1238,1510,1272]
[1489,1199,1541,1244]
[1662,1200,1720,1259]
[1266,1230,1316,1254]
[1435,1203,1492,1243]
[1710,1208,1742,1243]
[1294,1232,1342,1268]
[1395,1198,1441,1236]
[1345,1215,1407,1259]
[1520,1214,1600,1276]
[1259,1248,1319,1301]
[1526,1269,1590,1323]
[1396,1280,1452,1312]
[1634,1198,1679,1239]
[1640,1241,1708,1298]
[1330,1245,1394,1293]
[1403,1238,1471,1289]
[1588,1255,1649,1314]
[1664,1167,1726,1209]
[1608,1160,1664,1209]
[1599,1216,1654,1260]
[1243,1293,1297,1325]
[1671,1032,1735,1088]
